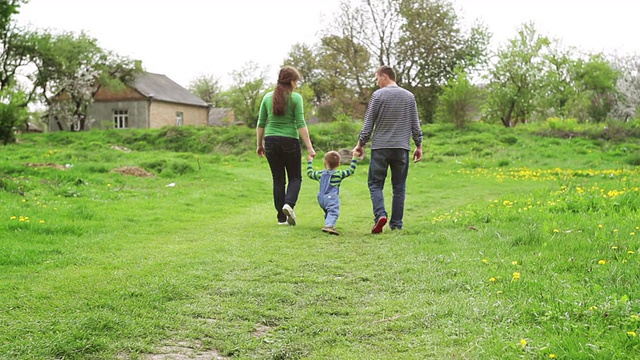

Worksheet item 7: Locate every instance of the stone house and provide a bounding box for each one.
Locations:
[50,72,210,131]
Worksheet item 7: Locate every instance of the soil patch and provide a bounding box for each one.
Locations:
[111,166,155,177]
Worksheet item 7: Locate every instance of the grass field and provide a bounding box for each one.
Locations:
[1,122,639,359]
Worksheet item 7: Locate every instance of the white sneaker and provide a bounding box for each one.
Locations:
[278,221,288,226]
[282,204,296,226]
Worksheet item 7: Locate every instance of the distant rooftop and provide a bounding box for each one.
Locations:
[131,72,208,107]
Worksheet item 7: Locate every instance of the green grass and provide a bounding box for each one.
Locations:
[1,122,640,359]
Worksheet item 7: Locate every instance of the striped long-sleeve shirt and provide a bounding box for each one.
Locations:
[359,85,423,150]
[306,159,357,188]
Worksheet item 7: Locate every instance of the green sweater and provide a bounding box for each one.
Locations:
[257,91,306,139]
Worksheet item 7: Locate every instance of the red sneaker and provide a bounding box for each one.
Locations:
[371,216,387,234]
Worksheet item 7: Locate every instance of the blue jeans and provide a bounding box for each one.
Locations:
[368,148,409,229]
[265,136,302,222]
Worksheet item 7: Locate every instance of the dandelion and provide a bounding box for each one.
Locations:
[512,272,521,282]
[553,229,559,233]
[39,220,45,224]
[629,250,635,254]
[627,331,637,337]
[614,229,619,233]
[497,290,503,295]
[631,232,636,236]
[611,246,618,250]
[10,216,16,220]
[107,184,112,187]
[490,277,497,282]
[598,224,603,229]
[589,306,598,310]
[519,338,527,348]
[482,259,489,264]
[623,259,628,263]
[512,261,518,265]
[598,260,607,265]
[631,315,640,321]
[549,354,557,359]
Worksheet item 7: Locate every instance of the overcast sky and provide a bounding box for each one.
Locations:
[15,0,640,89]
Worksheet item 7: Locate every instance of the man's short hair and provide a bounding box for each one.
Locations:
[376,65,396,81]
[324,151,341,169]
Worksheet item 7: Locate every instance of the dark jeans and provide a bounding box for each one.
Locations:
[368,148,409,229]
[265,136,302,222]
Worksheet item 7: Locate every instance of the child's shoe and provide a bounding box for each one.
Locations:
[322,226,339,235]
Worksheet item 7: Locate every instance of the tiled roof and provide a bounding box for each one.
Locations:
[131,72,209,107]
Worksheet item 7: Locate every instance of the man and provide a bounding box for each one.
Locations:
[353,65,423,234]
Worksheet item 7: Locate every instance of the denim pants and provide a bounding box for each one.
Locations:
[318,171,340,227]
[368,148,409,229]
[264,136,302,222]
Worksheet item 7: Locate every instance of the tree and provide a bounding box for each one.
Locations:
[435,67,481,128]
[0,0,28,93]
[538,44,578,119]
[572,54,619,123]
[226,61,268,127]
[484,22,550,127]
[0,86,28,144]
[29,30,140,131]
[318,34,372,117]
[282,43,329,107]
[188,74,223,106]
[396,0,489,123]
[611,54,640,121]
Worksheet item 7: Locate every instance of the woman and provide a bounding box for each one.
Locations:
[256,66,316,226]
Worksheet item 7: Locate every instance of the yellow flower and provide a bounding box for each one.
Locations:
[598,224,603,229]
[512,272,521,282]
[553,229,559,233]
[107,184,112,187]
[482,259,489,264]
[512,261,518,265]
[39,220,45,224]
[519,338,527,347]
[589,306,598,310]
[629,250,635,254]
[490,277,497,282]
[611,246,618,250]
[549,354,557,359]
[598,260,607,265]
[631,232,636,236]
[497,290,503,295]
[627,331,637,337]
[631,314,640,321]
[10,216,16,220]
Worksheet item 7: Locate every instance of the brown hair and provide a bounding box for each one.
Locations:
[324,151,341,169]
[376,65,396,81]
[273,66,301,116]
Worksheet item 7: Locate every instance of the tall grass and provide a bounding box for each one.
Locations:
[1,122,639,359]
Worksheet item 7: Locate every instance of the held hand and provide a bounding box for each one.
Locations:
[257,146,265,157]
[308,148,316,159]
[352,144,363,157]
[413,147,423,163]
[307,155,314,162]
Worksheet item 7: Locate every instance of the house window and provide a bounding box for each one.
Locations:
[176,111,183,126]
[114,110,128,129]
